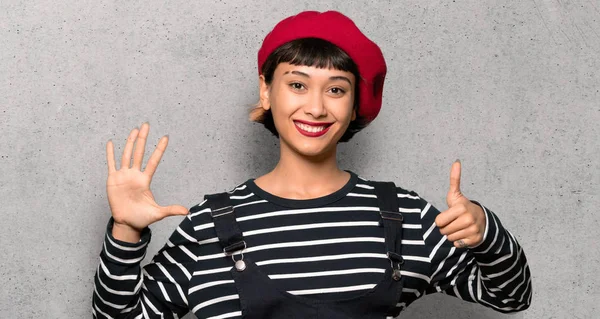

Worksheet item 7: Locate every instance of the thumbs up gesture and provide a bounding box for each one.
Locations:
[434,160,486,249]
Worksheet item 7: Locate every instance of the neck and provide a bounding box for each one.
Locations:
[259,138,349,199]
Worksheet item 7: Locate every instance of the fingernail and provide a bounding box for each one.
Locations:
[455,159,461,164]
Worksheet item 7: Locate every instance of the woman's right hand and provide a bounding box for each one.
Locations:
[105,122,188,243]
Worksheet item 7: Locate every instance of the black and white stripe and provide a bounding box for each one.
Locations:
[92,172,532,318]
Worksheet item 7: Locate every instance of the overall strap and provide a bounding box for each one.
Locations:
[372,181,404,281]
[205,192,246,255]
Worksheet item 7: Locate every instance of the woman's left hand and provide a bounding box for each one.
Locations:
[435,160,486,249]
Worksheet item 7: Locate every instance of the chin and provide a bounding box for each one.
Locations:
[280,126,343,159]
[293,141,337,159]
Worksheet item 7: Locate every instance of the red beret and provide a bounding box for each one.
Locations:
[257,10,387,123]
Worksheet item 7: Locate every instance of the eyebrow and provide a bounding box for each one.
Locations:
[283,70,352,86]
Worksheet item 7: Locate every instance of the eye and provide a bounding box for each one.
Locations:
[289,82,305,91]
[329,87,346,95]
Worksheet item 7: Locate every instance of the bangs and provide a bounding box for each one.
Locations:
[261,38,359,83]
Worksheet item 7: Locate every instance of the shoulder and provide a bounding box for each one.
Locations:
[192,177,253,207]
[153,180,256,264]
[353,172,424,205]
[353,173,444,229]
[185,179,256,234]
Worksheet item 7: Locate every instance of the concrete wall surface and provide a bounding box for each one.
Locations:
[1,0,598,318]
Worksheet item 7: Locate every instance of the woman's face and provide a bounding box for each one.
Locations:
[259,62,357,158]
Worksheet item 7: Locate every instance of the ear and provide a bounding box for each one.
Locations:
[259,75,271,111]
[351,109,357,121]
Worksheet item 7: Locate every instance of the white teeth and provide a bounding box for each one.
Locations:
[296,122,327,133]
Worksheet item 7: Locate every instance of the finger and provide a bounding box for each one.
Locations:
[132,122,150,170]
[455,239,469,249]
[435,204,467,229]
[159,204,189,218]
[454,237,478,249]
[144,135,169,177]
[106,139,117,173]
[438,209,474,236]
[121,127,139,170]
[449,159,462,195]
[446,223,479,242]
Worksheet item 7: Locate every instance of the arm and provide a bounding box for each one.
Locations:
[94,123,192,317]
[423,200,532,313]
[92,214,196,318]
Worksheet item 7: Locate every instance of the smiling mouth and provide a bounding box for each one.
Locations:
[293,121,333,137]
[295,122,330,133]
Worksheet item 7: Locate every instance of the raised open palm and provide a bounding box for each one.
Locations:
[106,123,188,241]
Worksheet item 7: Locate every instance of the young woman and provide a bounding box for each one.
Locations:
[92,10,532,319]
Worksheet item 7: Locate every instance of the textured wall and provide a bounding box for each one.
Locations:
[1,0,598,318]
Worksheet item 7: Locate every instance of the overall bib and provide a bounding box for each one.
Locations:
[205,181,405,319]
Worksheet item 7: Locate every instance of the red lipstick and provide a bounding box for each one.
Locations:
[293,120,333,138]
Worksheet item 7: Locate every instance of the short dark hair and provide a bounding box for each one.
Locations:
[250,38,369,143]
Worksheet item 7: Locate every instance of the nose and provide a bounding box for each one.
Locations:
[303,91,327,118]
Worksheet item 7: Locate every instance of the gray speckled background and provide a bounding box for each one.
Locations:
[1,0,598,318]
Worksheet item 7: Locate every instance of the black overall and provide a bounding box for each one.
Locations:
[205,181,405,319]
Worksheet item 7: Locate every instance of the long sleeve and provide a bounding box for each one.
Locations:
[92,214,196,318]
[422,199,532,313]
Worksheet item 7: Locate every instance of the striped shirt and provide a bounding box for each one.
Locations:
[92,170,532,318]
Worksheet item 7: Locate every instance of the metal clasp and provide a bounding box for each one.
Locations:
[224,241,247,272]
[379,210,404,221]
[387,251,404,281]
[211,205,235,217]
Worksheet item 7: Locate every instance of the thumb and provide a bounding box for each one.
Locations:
[447,159,463,206]
[159,204,190,217]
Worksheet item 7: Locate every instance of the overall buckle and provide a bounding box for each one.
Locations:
[387,251,404,281]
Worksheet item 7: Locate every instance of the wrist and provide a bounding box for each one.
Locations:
[112,221,142,243]
[468,200,491,251]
